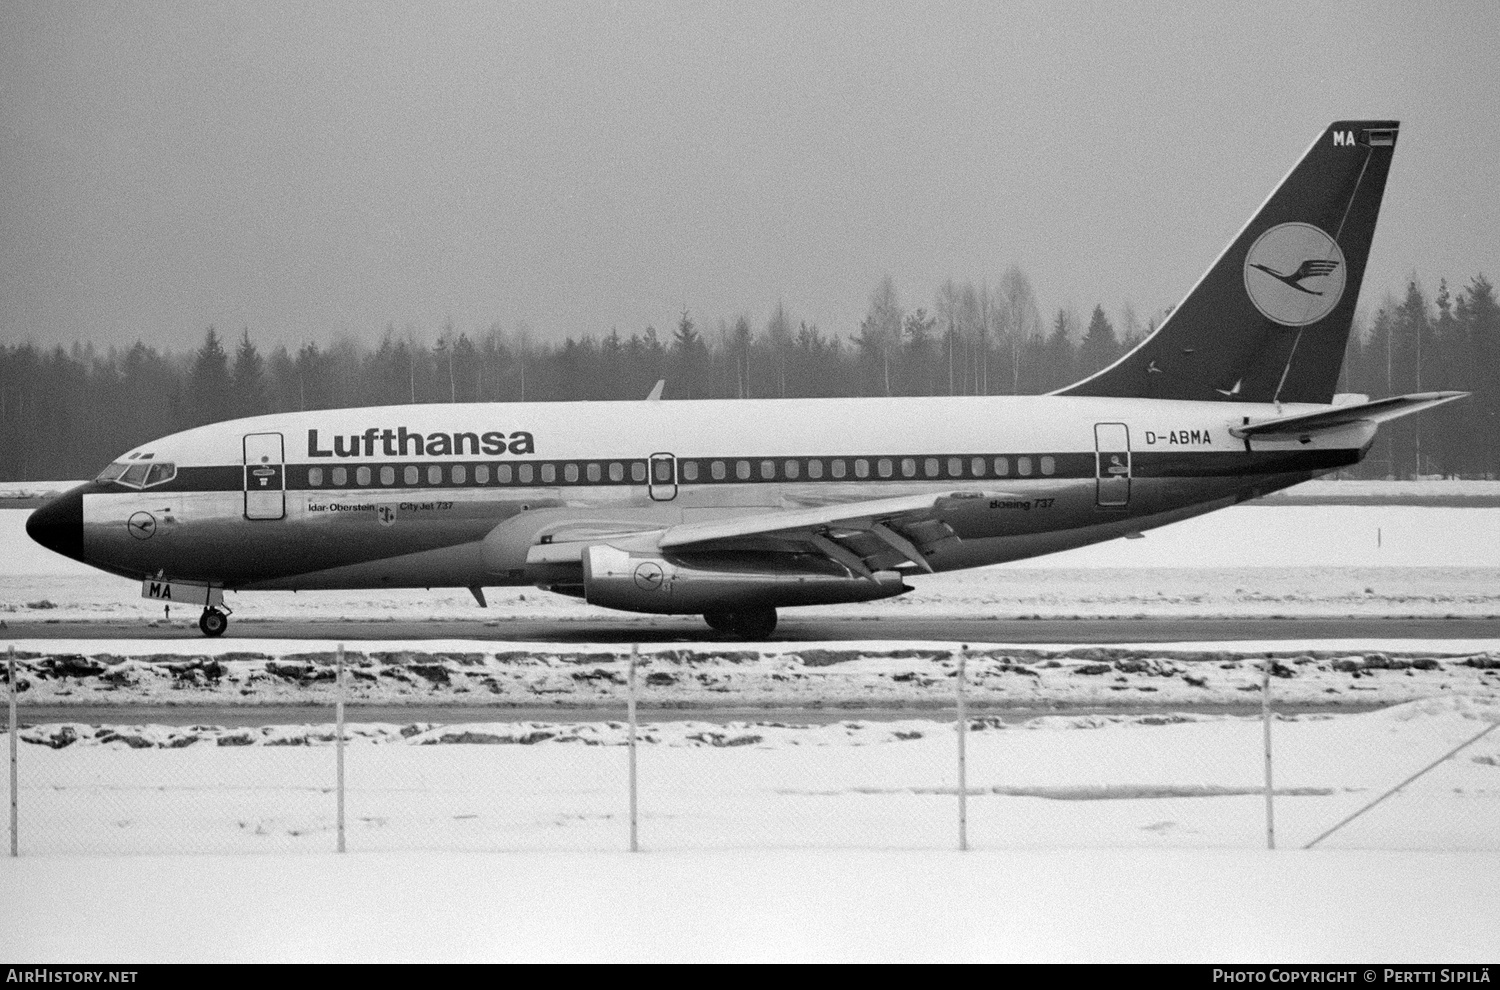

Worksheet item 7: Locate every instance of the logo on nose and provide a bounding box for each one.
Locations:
[127,511,157,540]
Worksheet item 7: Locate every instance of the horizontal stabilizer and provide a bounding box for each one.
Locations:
[1229,392,1468,440]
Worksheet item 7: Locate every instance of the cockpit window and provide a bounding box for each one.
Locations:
[103,461,176,489]
[95,462,129,483]
[143,462,176,487]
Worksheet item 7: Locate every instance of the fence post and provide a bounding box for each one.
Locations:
[336,643,346,854]
[957,645,968,852]
[628,643,639,853]
[9,644,16,858]
[1263,655,1274,850]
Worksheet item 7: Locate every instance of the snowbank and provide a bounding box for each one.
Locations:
[6,638,1499,709]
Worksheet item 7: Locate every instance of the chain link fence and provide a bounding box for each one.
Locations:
[4,645,1498,856]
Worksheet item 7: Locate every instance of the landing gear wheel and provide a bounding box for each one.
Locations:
[727,606,777,640]
[199,607,228,637]
[703,609,734,634]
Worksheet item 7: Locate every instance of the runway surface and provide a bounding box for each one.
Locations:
[4,615,1499,643]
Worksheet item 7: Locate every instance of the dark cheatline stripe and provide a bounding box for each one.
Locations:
[1132,449,1358,477]
[134,447,1356,495]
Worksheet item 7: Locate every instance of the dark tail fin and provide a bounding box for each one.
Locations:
[1058,120,1399,404]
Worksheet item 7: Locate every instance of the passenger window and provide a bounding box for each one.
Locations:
[497,464,512,483]
[1017,456,1033,477]
[452,465,467,484]
[587,463,602,482]
[736,461,751,480]
[877,458,893,478]
[356,466,371,486]
[541,464,556,483]
[654,460,672,483]
[995,457,1009,477]
[854,459,869,478]
[831,460,846,479]
[608,462,624,482]
[971,457,986,477]
[711,461,726,480]
[380,466,395,485]
[518,464,533,483]
[901,458,916,478]
[1040,455,1056,476]
[332,467,348,486]
[680,461,698,482]
[760,460,775,480]
[784,460,799,480]
[405,466,419,485]
[564,463,579,483]
[427,465,442,485]
[630,462,646,483]
[948,457,963,477]
[144,463,176,487]
[475,465,490,484]
[308,467,324,487]
[924,458,939,477]
[807,459,823,479]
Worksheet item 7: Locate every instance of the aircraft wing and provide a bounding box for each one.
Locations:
[1229,391,1468,440]
[657,489,1012,575]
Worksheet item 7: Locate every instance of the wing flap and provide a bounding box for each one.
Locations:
[658,490,1003,549]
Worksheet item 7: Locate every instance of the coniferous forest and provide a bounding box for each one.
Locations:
[2,270,1496,482]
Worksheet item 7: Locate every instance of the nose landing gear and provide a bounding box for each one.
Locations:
[198,606,229,637]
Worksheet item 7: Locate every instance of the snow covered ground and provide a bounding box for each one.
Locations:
[9,637,1500,709]
[4,491,1498,961]
[4,696,1498,961]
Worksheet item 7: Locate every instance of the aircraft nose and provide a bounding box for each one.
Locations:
[26,486,85,562]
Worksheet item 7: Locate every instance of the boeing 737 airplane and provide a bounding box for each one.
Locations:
[26,120,1465,638]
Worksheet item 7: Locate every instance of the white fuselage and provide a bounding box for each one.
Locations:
[71,393,1370,596]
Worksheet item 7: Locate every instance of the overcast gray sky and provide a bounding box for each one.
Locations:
[3,0,1497,352]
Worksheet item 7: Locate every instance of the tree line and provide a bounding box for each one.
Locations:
[1,270,1496,481]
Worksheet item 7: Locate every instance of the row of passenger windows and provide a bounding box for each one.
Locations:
[305,454,1058,489]
[307,461,647,488]
[679,455,1056,482]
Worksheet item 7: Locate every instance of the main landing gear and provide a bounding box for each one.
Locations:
[703,606,778,640]
[198,606,229,638]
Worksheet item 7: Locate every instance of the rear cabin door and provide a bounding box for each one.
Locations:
[243,432,286,520]
[1094,423,1131,507]
[647,452,677,501]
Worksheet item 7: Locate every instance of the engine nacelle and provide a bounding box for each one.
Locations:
[582,544,909,615]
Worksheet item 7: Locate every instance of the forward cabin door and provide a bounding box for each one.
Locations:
[243,432,286,520]
[647,452,677,501]
[1094,423,1131,507]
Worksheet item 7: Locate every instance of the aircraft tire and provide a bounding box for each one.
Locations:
[703,609,734,633]
[727,606,777,640]
[199,608,228,638]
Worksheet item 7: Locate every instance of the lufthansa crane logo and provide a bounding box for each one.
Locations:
[1243,223,1346,326]
[633,561,665,591]
[127,511,156,540]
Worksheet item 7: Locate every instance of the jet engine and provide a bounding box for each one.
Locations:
[581,543,908,615]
